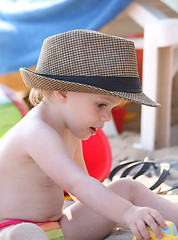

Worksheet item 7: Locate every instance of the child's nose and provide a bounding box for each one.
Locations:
[100,111,112,122]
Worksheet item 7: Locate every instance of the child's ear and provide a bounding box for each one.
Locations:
[54,91,67,102]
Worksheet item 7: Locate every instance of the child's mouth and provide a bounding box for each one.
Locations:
[90,127,97,135]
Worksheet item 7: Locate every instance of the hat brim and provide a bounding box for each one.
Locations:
[20,68,160,107]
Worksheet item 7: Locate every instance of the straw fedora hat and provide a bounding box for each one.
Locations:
[20,29,160,107]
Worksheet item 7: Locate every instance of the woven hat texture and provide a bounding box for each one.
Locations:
[20,29,160,107]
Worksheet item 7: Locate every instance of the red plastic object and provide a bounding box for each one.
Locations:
[125,32,143,84]
[82,129,112,182]
[135,49,143,85]
[112,107,127,134]
[111,33,143,134]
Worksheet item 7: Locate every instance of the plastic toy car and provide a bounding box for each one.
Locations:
[133,221,178,240]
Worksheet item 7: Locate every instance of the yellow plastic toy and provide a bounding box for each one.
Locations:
[133,221,178,240]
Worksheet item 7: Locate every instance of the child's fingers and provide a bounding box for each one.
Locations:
[145,216,162,239]
[130,224,143,240]
[145,209,166,239]
[136,220,150,239]
[150,210,167,230]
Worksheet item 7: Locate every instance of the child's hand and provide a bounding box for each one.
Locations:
[123,205,167,240]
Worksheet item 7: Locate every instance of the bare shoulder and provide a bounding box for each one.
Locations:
[21,117,68,167]
[20,114,86,188]
[24,117,64,149]
[0,108,65,166]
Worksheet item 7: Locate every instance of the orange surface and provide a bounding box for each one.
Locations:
[0,66,36,93]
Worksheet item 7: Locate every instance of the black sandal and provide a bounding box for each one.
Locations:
[108,157,170,192]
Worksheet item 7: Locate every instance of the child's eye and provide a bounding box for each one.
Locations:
[97,103,107,108]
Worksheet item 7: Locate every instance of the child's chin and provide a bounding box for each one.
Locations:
[81,135,91,140]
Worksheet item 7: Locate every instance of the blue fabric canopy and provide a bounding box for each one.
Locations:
[0,0,133,74]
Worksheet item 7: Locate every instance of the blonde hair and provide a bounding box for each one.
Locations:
[29,88,51,106]
[29,88,129,107]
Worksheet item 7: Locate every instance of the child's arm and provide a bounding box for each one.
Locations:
[67,140,89,202]
[25,123,166,240]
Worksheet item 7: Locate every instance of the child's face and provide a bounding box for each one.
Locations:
[63,92,122,140]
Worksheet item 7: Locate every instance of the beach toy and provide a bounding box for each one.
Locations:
[133,221,178,240]
[0,84,28,138]
[82,129,112,182]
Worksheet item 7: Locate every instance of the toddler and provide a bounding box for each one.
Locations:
[0,30,178,240]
